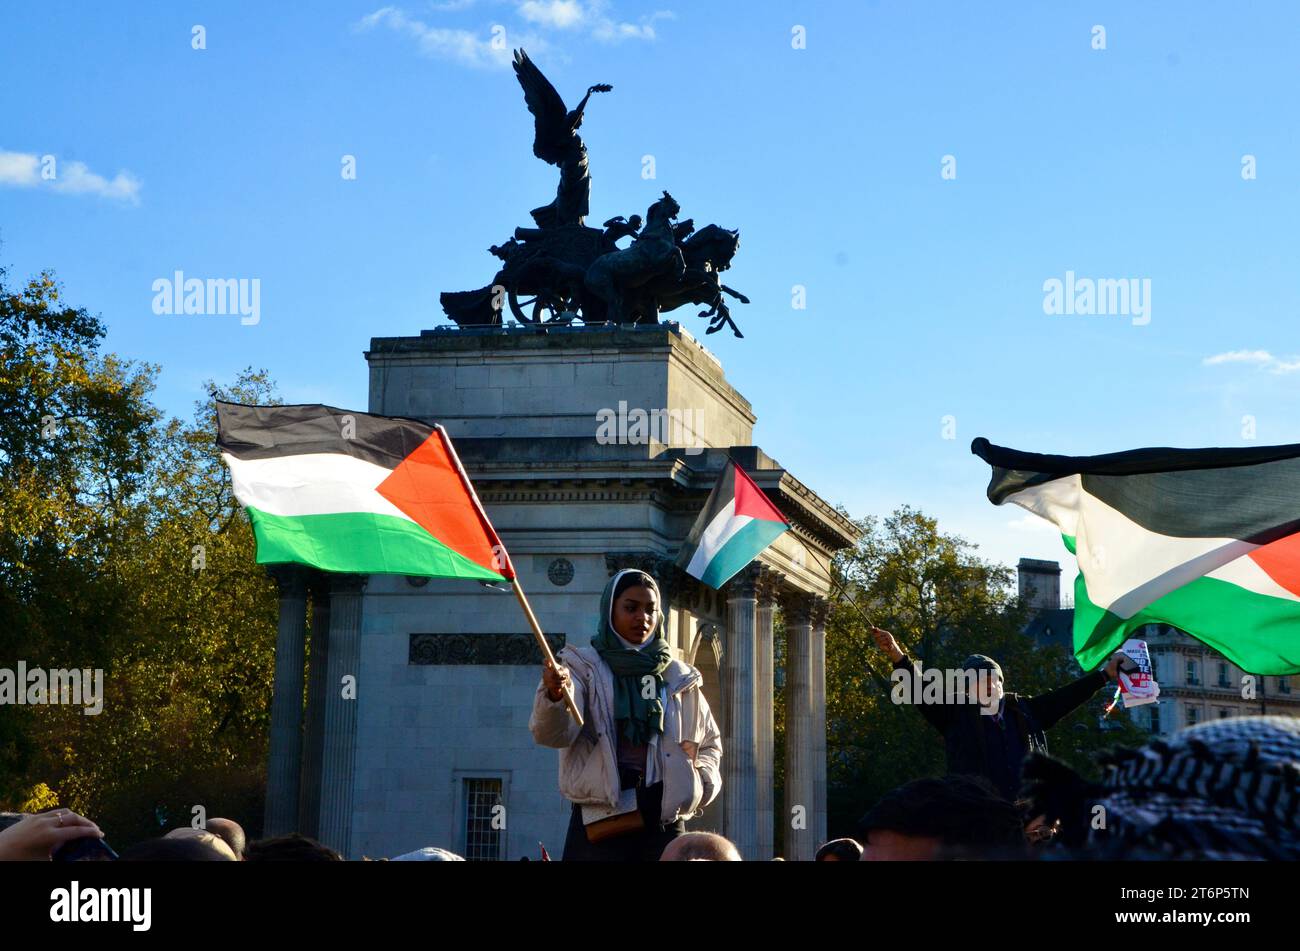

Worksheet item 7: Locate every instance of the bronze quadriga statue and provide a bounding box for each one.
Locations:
[439,50,748,338]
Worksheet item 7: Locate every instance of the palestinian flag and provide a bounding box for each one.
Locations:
[973,437,1300,675]
[677,460,790,589]
[217,402,512,581]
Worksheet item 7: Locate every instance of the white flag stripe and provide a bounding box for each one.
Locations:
[685,500,752,579]
[223,451,415,523]
[1006,474,1082,539]
[1205,552,1300,604]
[1006,480,1300,616]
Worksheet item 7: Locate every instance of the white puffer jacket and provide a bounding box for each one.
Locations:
[529,644,723,824]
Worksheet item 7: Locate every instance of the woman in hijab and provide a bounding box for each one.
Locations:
[530,568,724,861]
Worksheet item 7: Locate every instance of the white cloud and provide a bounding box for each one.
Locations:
[1007,512,1056,534]
[0,151,40,186]
[1203,349,1300,374]
[0,149,141,204]
[355,6,521,69]
[519,0,585,29]
[587,3,674,42]
[514,0,673,40]
[356,2,669,66]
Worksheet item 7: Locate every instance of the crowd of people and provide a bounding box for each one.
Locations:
[7,707,1298,862]
[5,567,1299,861]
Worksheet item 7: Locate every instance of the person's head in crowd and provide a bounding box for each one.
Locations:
[609,569,661,645]
[243,833,343,862]
[204,818,246,859]
[1015,798,1059,847]
[1023,715,1300,860]
[120,835,236,861]
[815,837,864,862]
[659,831,742,861]
[857,774,1026,860]
[161,828,239,860]
[390,846,465,861]
[961,654,1004,713]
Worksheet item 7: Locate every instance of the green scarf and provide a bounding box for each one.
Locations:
[592,624,672,746]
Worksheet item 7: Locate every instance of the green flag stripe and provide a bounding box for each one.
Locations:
[699,519,788,589]
[247,507,507,581]
[1063,534,1300,675]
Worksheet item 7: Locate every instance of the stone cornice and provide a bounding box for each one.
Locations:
[467,467,856,556]
[366,322,755,423]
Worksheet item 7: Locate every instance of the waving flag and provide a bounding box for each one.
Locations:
[973,437,1300,675]
[217,402,511,581]
[677,459,789,589]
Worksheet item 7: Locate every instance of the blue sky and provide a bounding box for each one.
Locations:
[4,1,1300,587]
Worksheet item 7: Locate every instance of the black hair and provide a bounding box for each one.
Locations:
[244,833,343,862]
[857,775,1026,857]
[613,570,658,601]
[814,838,864,861]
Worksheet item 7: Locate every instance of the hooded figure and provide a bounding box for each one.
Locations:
[530,568,724,861]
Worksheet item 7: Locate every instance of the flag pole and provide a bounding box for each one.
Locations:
[434,425,583,728]
[512,579,583,727]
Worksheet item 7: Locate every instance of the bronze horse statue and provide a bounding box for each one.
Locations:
[583,191,685,326]
[438,50,748,337]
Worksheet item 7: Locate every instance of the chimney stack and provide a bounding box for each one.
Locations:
[1017,558,1061,610]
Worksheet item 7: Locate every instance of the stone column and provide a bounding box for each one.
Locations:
[263,566,308,837]
[317,573,367,858]
[811,598,830,849]
[722,564,760,859]
[783,593,816,861]
[754,569,782,861]
[298,574,331,839]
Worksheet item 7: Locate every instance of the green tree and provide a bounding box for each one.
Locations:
[0,266,159,802]
[1,261,282,845]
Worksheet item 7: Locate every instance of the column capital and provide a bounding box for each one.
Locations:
[810,595,832,628]
[724,562,762,601]
[326,572,369,595]
[306,569,333,601]
[782,590,816,625]
[756,567,786,606]
[266,564,309,597]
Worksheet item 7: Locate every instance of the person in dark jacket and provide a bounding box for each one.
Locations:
[871,626,1124,801]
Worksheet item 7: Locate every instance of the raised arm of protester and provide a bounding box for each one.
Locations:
[1021,654,1123,730]
[872,626,956,732]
